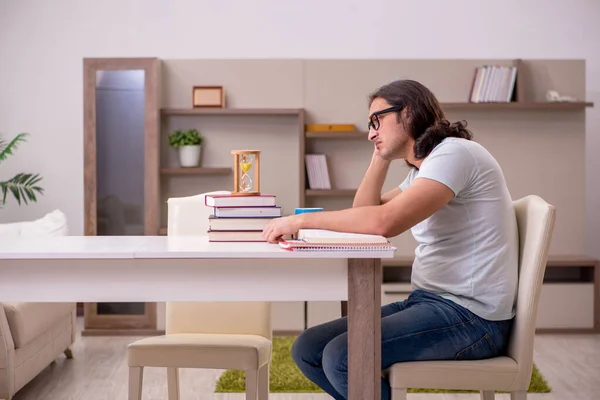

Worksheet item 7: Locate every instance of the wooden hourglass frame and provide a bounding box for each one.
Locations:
[231,150,261,196]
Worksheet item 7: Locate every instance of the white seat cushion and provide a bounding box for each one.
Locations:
[388,357,518,391]
[3,302,74,348]
[127,333,271,370]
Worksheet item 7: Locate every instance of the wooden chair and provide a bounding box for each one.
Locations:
[388,195,556,400]
[127,191,271,400]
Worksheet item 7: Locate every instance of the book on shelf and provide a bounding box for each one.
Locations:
[469,65,517,103]
[205,193,281,242]
[279,228,396,252]
[305,124,356,132]
[305,154,331,189]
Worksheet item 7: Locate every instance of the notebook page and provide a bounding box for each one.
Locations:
[297,229,389,244]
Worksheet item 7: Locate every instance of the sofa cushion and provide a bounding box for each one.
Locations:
[3,303,74,348]
[20,209,69,237]
[0,221,23,236]
[0,209,68,238]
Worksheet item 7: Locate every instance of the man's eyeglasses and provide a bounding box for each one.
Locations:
[368,105,403,131]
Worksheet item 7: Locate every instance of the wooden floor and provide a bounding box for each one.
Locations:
[12,318,600,400]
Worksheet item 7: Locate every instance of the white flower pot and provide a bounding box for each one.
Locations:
[178,145,202,167]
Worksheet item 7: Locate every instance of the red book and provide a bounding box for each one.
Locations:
[205,194,276,207]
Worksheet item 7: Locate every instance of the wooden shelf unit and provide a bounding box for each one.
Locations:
[159,106,306,235]
[301,58,595,212]
[381,255,599,333]
[85,57,594,335]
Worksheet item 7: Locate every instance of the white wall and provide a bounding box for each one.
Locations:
[0,0,599,256]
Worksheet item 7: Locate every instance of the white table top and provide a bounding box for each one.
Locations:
[0,235,397,260]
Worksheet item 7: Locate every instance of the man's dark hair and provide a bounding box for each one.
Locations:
[368,79,473,160]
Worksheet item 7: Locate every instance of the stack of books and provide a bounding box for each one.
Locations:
[204,193,283,242]
[469,65,517,103]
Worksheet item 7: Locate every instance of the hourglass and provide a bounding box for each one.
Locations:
[231,150,261,196]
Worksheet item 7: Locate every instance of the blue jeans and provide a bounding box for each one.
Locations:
[291,289,513,400]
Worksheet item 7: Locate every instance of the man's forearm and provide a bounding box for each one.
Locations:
[299,205,388,237]
[352,157,391,207]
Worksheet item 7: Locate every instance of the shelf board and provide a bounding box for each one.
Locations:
[305,189,356,197]
[546,255,599,267]
[441,101,593,110]
[161,108,304,116]
[160,167,232,175]
[306,131,366,139]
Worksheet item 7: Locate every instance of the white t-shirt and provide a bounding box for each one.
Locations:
[399,137,518,321]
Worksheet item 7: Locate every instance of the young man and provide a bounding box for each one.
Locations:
[262,79,518,400]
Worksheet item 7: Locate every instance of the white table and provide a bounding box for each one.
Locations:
[0,235,395,400]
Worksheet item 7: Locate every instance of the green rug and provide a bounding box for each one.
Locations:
[215,336,551,394]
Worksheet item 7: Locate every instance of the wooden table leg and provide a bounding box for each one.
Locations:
[348,258,382,400]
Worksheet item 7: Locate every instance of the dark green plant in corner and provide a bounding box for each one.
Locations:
[0,133,44,208]
[168,129,204,148]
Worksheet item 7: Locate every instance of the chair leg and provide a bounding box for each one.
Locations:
[167,367,180,400]
[258,364,269,400]
[511,391,527,400]
[128,366,143,400]
[245,369,259,400]
[481,390,495,400]
[391,388,407,400]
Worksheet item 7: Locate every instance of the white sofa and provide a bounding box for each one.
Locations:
[0,210,77,399]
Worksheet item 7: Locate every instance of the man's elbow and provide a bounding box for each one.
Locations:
[373,210,404,238]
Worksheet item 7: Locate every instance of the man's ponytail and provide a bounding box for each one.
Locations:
[414,120,473,159]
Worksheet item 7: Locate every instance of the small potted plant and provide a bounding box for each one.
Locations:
[168,129,204,167]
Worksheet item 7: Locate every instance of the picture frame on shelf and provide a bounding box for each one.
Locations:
[192,86,225,108]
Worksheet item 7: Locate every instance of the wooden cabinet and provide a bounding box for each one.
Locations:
[82,303,160,336]
[82,58,161,336]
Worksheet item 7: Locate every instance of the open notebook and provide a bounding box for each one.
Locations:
[279,229,396,252]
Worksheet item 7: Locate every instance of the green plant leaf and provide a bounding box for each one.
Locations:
[0,132,29,163]
[0,173,44,206]
[168,129,204,148]
[0,133,44,208]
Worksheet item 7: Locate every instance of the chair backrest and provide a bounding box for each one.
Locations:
[165,191,271,339]
[507,195,556,390]
[167,190,230,236]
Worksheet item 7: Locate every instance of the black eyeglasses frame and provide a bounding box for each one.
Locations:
[368,105,404,131]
